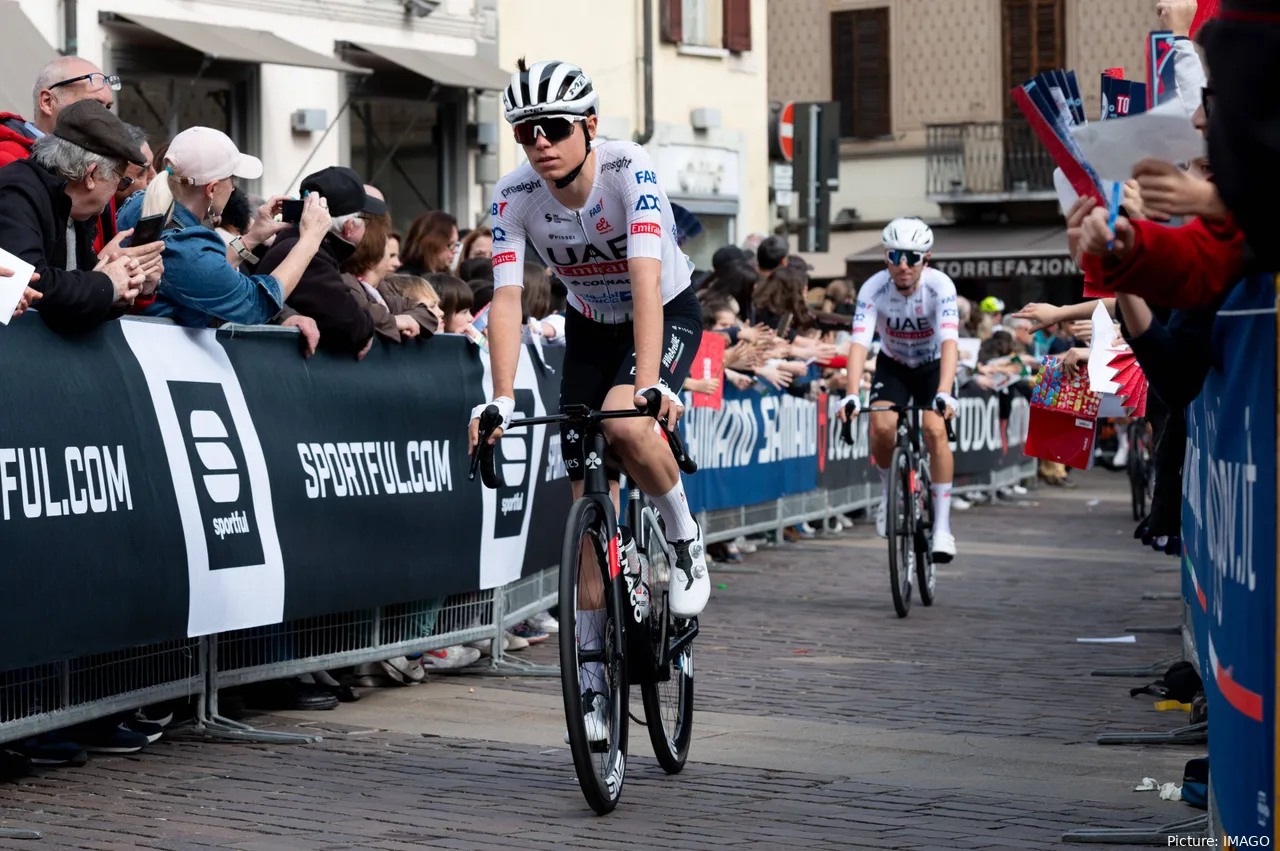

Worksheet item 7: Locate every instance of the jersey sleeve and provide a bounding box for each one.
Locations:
[489,185,527,290]
[932,271,961,344]
[609,143,665,261]
[850,277,879,351]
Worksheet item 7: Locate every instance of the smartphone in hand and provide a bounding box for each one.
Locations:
[130,214,167,247]
[281,199,304,224]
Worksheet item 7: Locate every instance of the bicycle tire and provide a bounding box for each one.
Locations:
[914,456,937,607]
[559,497,629,815]
[1128,424,1148,521]
[639,558,694,774]
[886,447,913,618]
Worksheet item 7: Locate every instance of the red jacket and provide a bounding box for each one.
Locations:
[1080,214,1246,311]
[0,113,36,168]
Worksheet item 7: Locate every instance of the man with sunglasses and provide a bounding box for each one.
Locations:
[0,57,121,169]
[469,59,708,676]
[837,217,961,562]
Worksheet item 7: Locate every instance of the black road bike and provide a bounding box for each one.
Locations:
[842,404,955,618]
[1126,417,1154,521]
[471,390,698,814]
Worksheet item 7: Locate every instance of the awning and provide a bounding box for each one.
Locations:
[788,231,883,280]
[111,13,366,74]
[341,41,510,90]
[845,225,1079,282]
[0,1,57,117]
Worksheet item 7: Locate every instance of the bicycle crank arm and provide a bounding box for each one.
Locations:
[666,617,700,660]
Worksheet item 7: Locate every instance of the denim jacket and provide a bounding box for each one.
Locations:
[116,192,283,327]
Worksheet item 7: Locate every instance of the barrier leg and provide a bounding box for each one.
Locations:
[1142,591,1182,601]
[1062,814,1207,844]
[0,827,41,840]
[1090,655,1179,677]
[462,579,559,679]
[1096,721,1206,745]
[1123,625,1181,635]
[177,636,322,745]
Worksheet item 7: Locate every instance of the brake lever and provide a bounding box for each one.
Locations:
[469,406,505,489]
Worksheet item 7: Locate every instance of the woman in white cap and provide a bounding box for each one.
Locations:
[115,126,331,328]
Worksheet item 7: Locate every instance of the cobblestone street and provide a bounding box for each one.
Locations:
[0,471,1200,850]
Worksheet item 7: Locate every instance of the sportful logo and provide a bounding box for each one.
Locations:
[493,251,518,266]
[170,382,265,570]
[501,179,543,198]
[635,195,660,212]
[492,389,538,538]
[631,222,662,237]
[600,157,632,174]
[634,170,657,184]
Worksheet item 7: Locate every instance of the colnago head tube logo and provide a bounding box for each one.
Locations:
[169,381,265,570]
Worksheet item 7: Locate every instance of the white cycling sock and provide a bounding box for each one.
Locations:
[651,480,698,542]
[1116,429,1130,452]
[577,608,607,696]
[932,482,953,536]
[877,465,891,504]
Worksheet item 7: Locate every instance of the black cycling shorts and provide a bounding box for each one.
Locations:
[559,286,703,481]
[868,355,941,409]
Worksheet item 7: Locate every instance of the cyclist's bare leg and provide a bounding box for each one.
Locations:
[570,479,620,611]
[921,410,955,541]
[869,404,898,502]
[599,384,681,495]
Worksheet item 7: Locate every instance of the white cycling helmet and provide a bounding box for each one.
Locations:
[881,217,934,253]
[502,60,599,125]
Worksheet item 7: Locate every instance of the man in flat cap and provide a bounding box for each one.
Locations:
[0,99,163,331]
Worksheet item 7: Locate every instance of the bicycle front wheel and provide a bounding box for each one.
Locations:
[914,457,937,607]
[886,447,914,618]
[559,497,629,815]
[639,545,694,774]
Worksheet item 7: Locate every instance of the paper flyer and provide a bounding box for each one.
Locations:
[0,247,35,327]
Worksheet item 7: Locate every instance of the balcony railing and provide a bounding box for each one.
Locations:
[926,120,1057,201]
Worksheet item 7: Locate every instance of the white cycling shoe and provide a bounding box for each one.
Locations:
[931,531,957,563]
[563,690,609,744]
[669,522,710,619]
[875,501,888,539]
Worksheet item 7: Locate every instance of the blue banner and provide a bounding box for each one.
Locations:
[678,386,819,513]
[1181,274,1277,844]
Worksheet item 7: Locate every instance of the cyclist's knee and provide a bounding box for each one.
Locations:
[868,409,896,441]
[601,417,651,456]
[922,416,948,447]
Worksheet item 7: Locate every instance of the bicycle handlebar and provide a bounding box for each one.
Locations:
[838,402,957,446]
[469,388,697,490]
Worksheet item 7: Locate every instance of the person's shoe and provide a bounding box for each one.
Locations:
[509,622,548,644]
[734,535,760,553]
[469,635,519,657]
[1112,444,1129,468]
[290,683,339,711]
[380,657,425,684]
[528,611,559,634]
[562,690,610,745]
[503,630,531,651]
[123,717,165,744]
[0,750,32,780]
[12,737,88,767]
[135,705,174,728]
[313,669,360,703]
[932,531,957,564]
[952,495,972,511]
[74,722,150,754]
[1011,484,1028,495]
[421,645,482,671]
[875,501,888,538]
[669,522,710,619]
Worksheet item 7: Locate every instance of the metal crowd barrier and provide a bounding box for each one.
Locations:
[0,461,1039,751]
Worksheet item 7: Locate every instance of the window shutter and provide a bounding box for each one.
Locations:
[1003,0,1064,114]
[830,8,890,139]
[661,0,683,44]
[723,0,752,52]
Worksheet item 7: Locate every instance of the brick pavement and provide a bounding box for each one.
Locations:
[0,471,1204,849]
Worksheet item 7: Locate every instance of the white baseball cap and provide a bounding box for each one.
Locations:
[165,126,263,185]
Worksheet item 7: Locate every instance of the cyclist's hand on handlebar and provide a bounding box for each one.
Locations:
[635,383,684,432]
[467,396,515,455]
[836,394,861,422]
[934,392,958,420]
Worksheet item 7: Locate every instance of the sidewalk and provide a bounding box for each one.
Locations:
[0,470,1196,850]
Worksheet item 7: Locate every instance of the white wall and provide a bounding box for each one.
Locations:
[830,155,940,225]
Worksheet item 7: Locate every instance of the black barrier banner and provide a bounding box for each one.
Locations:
[0,316,568,671]
[817,384,1030,490]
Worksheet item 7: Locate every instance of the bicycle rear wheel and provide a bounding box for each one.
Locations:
[1128,425,1149,521]
[886,447,914,618]
[914,457,937,607]
[559,497,629,815]
[639,540,694,774]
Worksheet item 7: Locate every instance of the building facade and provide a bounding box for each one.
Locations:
[496,0,770,272]
[769,0,1165,301]
[6,0,509,232]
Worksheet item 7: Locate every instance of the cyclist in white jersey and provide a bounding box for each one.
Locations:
[837,217,961,562]
[467,61,710,724]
